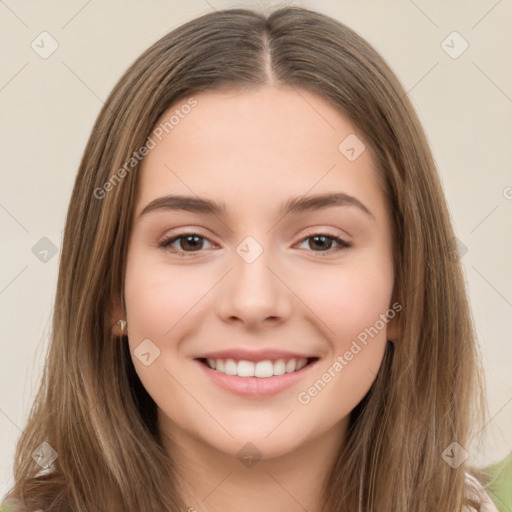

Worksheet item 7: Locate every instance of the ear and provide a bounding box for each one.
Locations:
[108,291,126,337]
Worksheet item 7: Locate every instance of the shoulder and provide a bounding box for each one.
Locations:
[0,499,21,512]
[0,496,43,512]
[483,452,512,512]
[0,495,20,512]
[464,472,499,512]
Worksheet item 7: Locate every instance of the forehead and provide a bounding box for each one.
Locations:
[148,85,358,162]
[135,85,388,224]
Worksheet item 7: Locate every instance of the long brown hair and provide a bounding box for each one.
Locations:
[4,6,487,511]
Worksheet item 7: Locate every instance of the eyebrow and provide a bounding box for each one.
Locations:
[136,192,375,221]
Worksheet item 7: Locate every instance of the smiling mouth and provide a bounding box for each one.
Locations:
[196,357,319,378]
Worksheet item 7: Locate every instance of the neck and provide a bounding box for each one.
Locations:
[158,415,348,512]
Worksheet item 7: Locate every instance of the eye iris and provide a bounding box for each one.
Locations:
[310,235,332,251]
[181,235,203,251]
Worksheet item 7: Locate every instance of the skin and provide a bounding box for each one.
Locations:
[111,85,398,512]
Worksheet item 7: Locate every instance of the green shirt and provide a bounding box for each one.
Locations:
[483,452,512,512]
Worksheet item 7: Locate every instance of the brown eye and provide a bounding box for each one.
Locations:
[308,235,335,251]
[158,233,214,256]
[297,233,351,255]
[177,235,204,251]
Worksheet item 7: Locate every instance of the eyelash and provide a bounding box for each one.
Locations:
[157,231,352,258]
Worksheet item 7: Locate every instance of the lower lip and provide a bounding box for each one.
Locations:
[194,358,319,398]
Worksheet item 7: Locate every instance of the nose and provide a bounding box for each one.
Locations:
[216,242,293,330]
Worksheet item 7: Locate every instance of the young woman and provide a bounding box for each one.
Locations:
[1,6,500,512]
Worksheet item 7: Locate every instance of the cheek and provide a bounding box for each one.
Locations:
[122,253,208,405]
[295,264,392,413]
[123,248,206,343]
[125,272,179,340]
[294,258,394,344]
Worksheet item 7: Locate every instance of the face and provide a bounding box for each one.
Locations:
[114,85,397,462]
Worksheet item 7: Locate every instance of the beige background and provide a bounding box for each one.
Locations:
[1,0,511,498]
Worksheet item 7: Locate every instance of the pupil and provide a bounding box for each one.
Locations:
[312,235,330,251]
[182,235,202,251]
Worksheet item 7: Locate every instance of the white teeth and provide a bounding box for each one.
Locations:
[238,360,255,377]
[285,359,296,373]
[255,360,273,378]
[224,359,237,376]
[205,357,311,377]
[296,359,308,370]
[273,359,286,376]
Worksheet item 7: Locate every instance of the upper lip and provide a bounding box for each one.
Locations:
[195,349,318,362]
